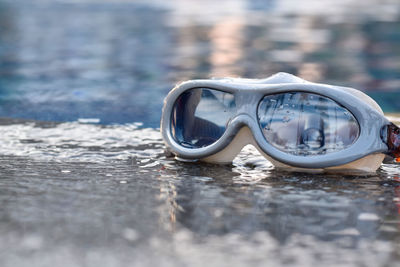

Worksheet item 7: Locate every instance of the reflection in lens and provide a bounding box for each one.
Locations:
[257,92,359,155]
[171,88,236,148]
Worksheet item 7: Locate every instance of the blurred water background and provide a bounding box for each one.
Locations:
[1,0,400,266]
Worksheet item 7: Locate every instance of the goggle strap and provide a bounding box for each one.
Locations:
[386,123,400,161]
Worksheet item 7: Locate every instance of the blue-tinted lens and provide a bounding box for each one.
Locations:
[171,88,236,148]
[257,92,359,155]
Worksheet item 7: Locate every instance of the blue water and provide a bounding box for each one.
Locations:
[1,1,400,266]
[1,0,400,126]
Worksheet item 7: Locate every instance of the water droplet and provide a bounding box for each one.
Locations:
[21,235,43,250]
[78,118,100,124]
[283,116,290,123]
[358,213,380,221]
[122,228,139,241]
[213,209,223,217]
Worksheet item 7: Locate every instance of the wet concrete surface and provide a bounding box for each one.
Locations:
[0,121,398,266]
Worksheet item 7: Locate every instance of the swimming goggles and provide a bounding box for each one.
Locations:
[161,73,400,170]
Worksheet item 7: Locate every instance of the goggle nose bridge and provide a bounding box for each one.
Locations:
[202,125,260,164]
[224,113,270,155]
[226,113,260,135]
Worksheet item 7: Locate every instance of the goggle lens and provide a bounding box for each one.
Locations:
[170,88,236,148]
[257,92,359,155]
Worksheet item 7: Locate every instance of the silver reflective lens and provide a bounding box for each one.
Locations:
[171,88,236,148]
[257,92,360,155]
